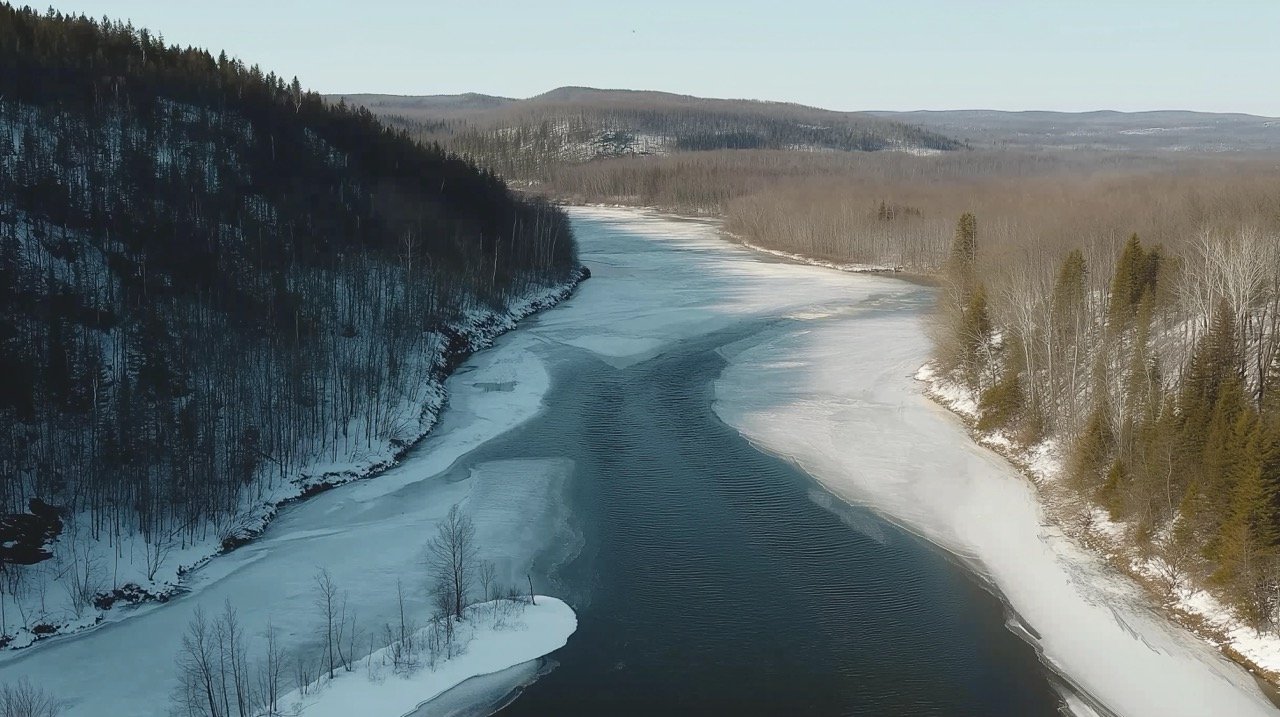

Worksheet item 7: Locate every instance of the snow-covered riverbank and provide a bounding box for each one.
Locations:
[0,272,586,716]
[283,597,576,717]
[712,285,1280,716]
[0,270,587,651]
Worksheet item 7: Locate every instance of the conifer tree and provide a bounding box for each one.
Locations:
[1211,408,1276,626]
[978,334,1027,435]
[1108,234,1162,327]
[1180,303,1243,447]
[947,212,978,296]
[1051,249,1088,330]
[958,282,993,390]
[1072,401,1115,491]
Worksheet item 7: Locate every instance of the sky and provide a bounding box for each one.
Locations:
[41,0,1280,116]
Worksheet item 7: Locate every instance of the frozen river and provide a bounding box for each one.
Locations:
[3,207,1276,716]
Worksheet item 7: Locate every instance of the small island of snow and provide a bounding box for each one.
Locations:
[281,596,576,717]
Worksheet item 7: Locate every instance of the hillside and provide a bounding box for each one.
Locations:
[0,5,581,647]
[868,109,1280,152]
[332,87,965,180]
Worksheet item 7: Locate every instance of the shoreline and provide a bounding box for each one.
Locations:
[2,267,590,652]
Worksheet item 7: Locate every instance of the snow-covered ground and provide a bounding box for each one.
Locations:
[712,288,1280,717]
[282,597,575,717]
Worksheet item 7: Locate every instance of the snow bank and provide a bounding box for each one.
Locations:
[712,280,1280,715]
[283,597,576,717]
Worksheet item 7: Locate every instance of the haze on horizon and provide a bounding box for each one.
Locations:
[39,0,1280,117]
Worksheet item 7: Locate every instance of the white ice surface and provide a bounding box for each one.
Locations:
[713,292,1280,717]
[282,597,575,717]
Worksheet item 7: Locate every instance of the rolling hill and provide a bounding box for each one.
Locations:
[331,87,966,180]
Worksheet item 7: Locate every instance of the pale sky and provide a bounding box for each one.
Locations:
[42,1,1280,116]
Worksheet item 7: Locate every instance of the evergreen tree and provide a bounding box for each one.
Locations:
[1185,373,1254,552]
[1073,401,1115,491]
[1179,303,1243,448]
[978,334,1026,435]
[947,212,978,295]
[1051,249,1087,330]
[1108,234,1162,326]
[959,282,993,390]
[1210,408,1276,626]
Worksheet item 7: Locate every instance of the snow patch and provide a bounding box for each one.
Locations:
[283,597,576,717]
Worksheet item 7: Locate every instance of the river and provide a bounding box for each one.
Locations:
[2,207,1275,717]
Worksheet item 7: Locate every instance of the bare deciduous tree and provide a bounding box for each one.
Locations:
[175,607,221,717]
[313,569,341,680]
[478,560,496,605]
[0,679,63,717]
[426,505,477,620]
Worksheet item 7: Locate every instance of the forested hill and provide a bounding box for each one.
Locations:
[0,4,580,639]
[331,87,965,181]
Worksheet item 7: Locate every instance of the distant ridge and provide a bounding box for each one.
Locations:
[867,109,1280,151]
[329,86,965,179]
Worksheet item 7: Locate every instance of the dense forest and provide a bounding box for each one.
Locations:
[0,4,579,641]
[336,87,964,183]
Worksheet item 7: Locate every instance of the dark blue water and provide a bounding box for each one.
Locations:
[466,325,1065,716]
